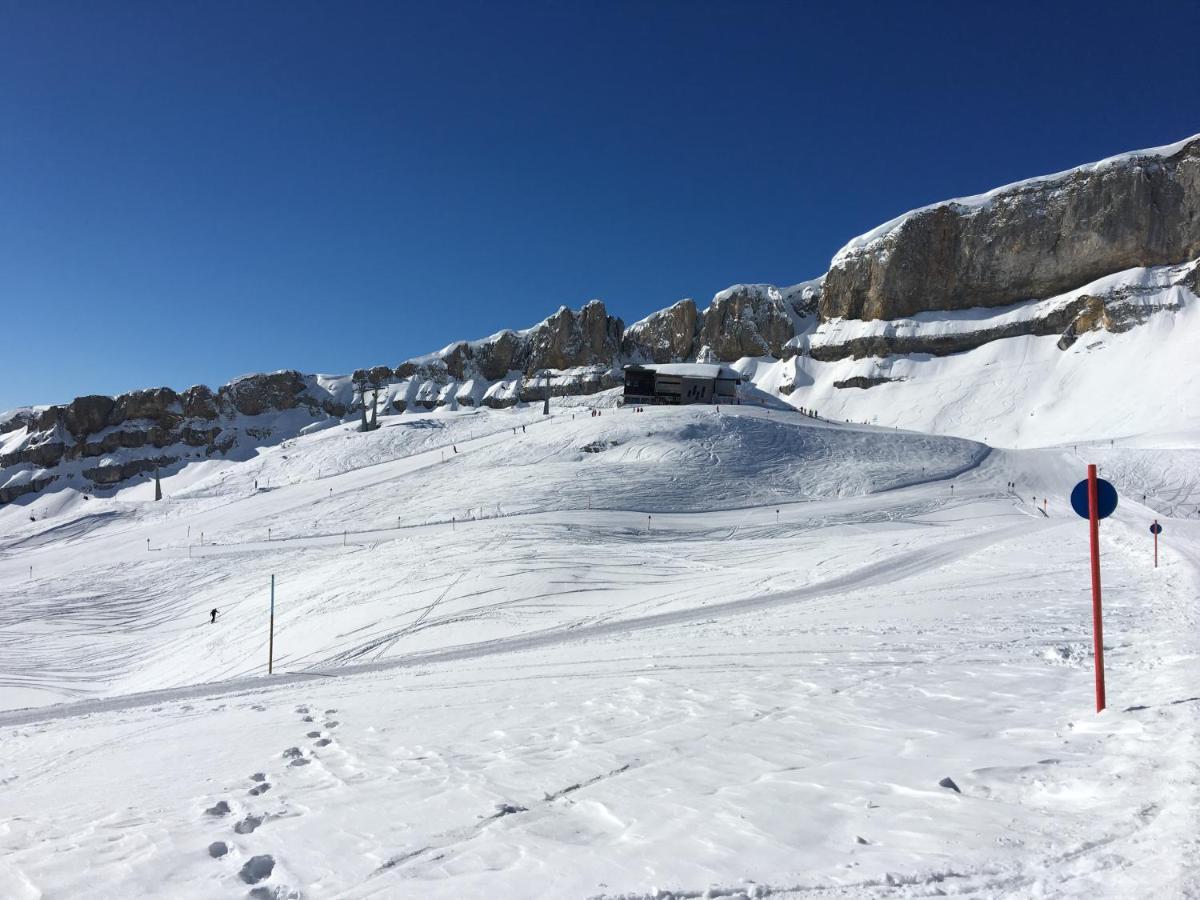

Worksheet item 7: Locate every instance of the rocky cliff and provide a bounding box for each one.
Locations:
[5,132,1199,501]
[822,135,1200,321]
[0,373,349,503]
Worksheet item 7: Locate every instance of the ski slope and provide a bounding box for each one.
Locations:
[0,402,1197,899]
[749,260,1200,449]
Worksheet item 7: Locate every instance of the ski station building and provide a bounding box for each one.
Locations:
[622,363,741,406]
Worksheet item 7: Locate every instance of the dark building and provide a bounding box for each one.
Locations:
[622,363,741,406]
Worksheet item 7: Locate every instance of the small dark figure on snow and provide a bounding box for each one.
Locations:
[210,608,218,624]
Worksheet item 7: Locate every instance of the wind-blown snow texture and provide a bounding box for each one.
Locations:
[1,401,1198,899]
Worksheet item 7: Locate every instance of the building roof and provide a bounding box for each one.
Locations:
[625,363,740,380]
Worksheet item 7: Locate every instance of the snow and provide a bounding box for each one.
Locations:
[745,261,1200,449]
[831,133,1200,266]
[630,362,741,380]
[1,398,1198,898]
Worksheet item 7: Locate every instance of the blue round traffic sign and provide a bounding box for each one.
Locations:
[1071,478,1118,520]
[1150,522,1163,535]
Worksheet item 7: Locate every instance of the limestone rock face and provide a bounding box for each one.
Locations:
[622,299,698,363]
[63,395,116,438]
[414,301,625,381]
[808,299,1090,362]
[523,300,624,372]
[110,388,180,427]
[697,285,801,360]
[180,385,219,419]
[83,456,173,486]
[218,371,306,417]
[822,137,1200,321]
[475,331,524,380]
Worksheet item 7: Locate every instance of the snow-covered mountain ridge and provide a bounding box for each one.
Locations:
[3,133,1198,502]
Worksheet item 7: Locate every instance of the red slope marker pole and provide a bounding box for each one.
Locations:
[1088,465,1106,713]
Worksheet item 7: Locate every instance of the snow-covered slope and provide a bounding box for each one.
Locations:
[0,402,984,708]
[752,259,1200,448]
[1,400,1197,899]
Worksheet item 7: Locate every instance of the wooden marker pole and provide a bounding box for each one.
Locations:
[268,575,276,675]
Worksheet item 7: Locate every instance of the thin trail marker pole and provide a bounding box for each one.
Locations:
[1087,464,1106,713]
[268,575,275,675]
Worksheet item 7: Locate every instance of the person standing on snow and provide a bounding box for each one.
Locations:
[210,608,218,624]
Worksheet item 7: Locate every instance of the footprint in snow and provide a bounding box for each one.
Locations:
[300,715,314,723]
[289,758,311,767]
[281,747,302,759]
[305,731,321,738]
[323,709,337,714]
[249,772,267,782]
[323,721,339,729]
[205,800,231,817]
[248,782,271,796]
[314,738,333,748]
[208,841,229,858]
[234,814,263,835]
[239,854,274,884]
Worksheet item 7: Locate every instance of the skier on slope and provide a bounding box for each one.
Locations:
[210,608,218,624]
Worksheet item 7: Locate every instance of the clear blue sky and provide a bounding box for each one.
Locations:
[2,0,1198,409]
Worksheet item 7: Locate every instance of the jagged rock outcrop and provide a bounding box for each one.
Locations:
[414,300,625,381]
[622,299,698,362]
[823,136,1200,321]
[697,285,802,359]
[181,385,219,419]
[63,395,117,438]
[218,371,307,417]
[0,371,351,502]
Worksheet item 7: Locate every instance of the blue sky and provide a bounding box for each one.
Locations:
[2,0,1198,409]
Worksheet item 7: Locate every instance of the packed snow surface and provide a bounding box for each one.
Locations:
[0,402,1197,899]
